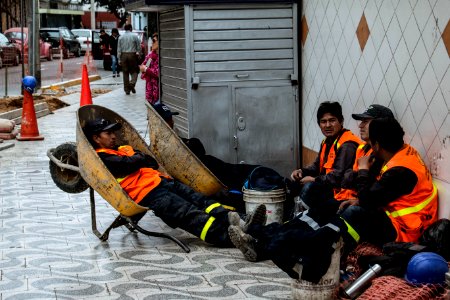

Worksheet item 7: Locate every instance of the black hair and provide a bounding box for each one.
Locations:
[100,29,106,33]
[124,24,132,31]
[111,28,119,34]
[316,101,344,124]
[369,118,404,153]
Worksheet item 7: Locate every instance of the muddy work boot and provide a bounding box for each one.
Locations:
[228,204,267,233]
[228,225,258,262]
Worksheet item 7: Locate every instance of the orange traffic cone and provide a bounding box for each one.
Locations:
[16,90,44,141]
[80,64,93,106]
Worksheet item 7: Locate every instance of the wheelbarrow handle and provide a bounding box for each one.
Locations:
[47,148,80,172]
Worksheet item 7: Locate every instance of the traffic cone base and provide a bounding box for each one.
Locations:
[80,64,93,106]
[16,90,44,141]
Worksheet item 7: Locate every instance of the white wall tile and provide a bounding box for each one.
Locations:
[410,132,428,166]
[433,0,450,33]
[369,58,384,92]
[429,88,448,130]
[386,15,402,51]
[362,78,376,107]
[442,69,450,108]
[411,38,429,79]
[420,62,440,105]
[395,1,414,32]
[438,115,450,143]
[379,0,396,30]
[348,76,361,105]
[369,15,386,52]
[393,38,410,76]
[363,38,378,69]
[355,58,369,88]
[401,60,419,99]
[410,86,427,123]
[364,0,379,26]
[413,0,433,30]
[418,111,438,153]
[378,38,394,74]
[375,79,392,107]
[401,106,417,143]
[403,15,421,55]
[422,14,441,57]
[392,82,409,118]
[385,60,401,97]
[430,41,450,83]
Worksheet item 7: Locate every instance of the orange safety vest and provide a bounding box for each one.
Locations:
[379,144,438,243]
[319,130,362,200]
[96,145,169,204]
[337,143,373,200]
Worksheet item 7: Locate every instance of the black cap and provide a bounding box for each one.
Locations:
[352,104,394,120]
[84,118,121,135]
[153,103,179,122]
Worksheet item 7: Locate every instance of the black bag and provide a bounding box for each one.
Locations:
[243,166,285,191]
[419,218,450,261]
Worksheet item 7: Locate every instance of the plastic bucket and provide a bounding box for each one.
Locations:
[243,188,285,224]
[291,240,342,300]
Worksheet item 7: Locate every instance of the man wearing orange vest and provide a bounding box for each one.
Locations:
[228,118,438,281]
[290,101,361,205]
[84,118,247,247]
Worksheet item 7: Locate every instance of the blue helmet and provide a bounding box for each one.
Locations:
[22,76,37,93]
[405,252,448,284]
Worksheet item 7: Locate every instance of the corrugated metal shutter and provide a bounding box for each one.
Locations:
[192,3,294,83]
[160,7,189,136]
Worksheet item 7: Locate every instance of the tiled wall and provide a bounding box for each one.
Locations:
[301,0,450,170]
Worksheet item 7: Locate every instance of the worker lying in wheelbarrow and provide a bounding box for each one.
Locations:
[84,117,266,247]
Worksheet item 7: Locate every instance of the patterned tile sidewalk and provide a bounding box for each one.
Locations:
[0,77,293,299]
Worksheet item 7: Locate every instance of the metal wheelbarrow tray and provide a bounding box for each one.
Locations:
[48,104,226,253]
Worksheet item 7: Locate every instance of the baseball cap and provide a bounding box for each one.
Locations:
[84,118,121,135]
[153,103,179,122]
[352,104,394,120]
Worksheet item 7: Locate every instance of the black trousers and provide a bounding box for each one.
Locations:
[139,178,232,247]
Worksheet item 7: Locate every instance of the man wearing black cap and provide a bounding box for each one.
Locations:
[84,117,242,247]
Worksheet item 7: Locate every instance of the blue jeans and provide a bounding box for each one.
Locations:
[111,55,118,74]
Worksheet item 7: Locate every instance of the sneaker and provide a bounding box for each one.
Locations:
[243,204,267,232]
[228,225,258,262]
[131,87,136,94]
[117,73,120,77]
[112,74,116,78]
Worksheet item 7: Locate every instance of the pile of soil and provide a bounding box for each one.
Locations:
[0,88,111,114]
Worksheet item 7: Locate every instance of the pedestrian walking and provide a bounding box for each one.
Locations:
[140,33,159,104]
[109,28,120,78]
[118,24,141,95]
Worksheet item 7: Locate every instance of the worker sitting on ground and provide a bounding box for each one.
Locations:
[84,117,254,247]
[290,101,362,205]
[299,104,395,215]
[228,118,438,282]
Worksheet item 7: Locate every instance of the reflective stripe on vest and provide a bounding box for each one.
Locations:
[340,217,360,243]
[200,216,215,241]
[385,184,437,218]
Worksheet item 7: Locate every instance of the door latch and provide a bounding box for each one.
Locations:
[233,135,238,149]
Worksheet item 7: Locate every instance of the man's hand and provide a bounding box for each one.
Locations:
[291,169,303,181]
[338,199,359,213]
[357,156,373,170]
[300,176,315,184]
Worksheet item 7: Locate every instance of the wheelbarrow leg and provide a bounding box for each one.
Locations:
[127,221,191,253]
[89,187,190,252]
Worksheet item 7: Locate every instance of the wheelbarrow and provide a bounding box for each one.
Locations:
[47,105,222,253]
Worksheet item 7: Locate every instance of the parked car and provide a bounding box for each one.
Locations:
[0,33,20,68]
[71,29,101,56]
[4,27,53,62]
[103,30,147,70]
[40,27,81,59]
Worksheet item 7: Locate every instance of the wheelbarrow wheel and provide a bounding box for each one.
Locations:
[49,142,89,193]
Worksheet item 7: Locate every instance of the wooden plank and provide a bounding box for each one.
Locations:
[193,8,292,20]
[193,29,293,41]
[162,57,187,69]
[161,66,187,78]
[194,19,292,30]
[194,49,293,61]
[195,59,293,72]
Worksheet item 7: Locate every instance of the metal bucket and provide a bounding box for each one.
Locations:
[243,188,285,224]
[291,240,342,300]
